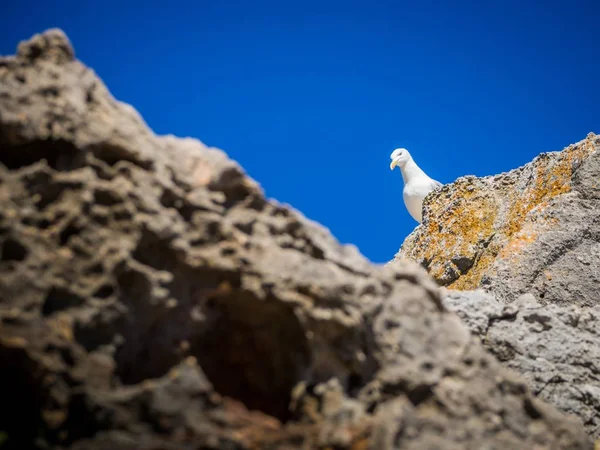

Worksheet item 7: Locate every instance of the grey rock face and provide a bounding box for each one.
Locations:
[444,290,600,438]
[0,29,593,449]
[485,157,600,306]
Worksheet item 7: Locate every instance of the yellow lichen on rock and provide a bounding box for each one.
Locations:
[402,177,499,288]
[503,140,593,238]
[395,133,599,290]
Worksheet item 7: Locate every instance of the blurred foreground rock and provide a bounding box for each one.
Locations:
[0,29,593,449]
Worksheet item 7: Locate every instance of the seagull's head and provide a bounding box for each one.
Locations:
[389,148,411,170]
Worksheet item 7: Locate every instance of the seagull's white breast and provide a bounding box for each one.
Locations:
[403,180,437,223]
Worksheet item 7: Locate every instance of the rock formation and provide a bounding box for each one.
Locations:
[394,122,599,437]
[0,29,594,449]
[443,291,600,439]
[397,132,599,304]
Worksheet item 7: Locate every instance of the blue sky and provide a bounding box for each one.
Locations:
[2,0,599,263]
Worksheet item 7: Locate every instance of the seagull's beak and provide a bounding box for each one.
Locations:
[390,159,398,170]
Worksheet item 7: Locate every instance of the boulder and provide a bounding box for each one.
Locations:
[397,132,600,307]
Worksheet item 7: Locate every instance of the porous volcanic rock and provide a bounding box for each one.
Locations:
[397,133,599,306]
[0,29,593,449]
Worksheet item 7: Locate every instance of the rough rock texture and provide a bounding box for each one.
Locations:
[393,132,600,439]
[443,290,600,438]
[396,133,600,307]
[0,29,593,449]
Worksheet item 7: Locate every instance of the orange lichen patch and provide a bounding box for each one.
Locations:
[498,228,538,260]
[503,143,590,238]
[404,178,499,288]
[497,200,559,263]
[494,142,593,264]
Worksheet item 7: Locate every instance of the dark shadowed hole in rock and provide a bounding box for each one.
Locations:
[221,186,253,209]
[61,392,112,445]
[131,230,179,272]
[420,257,432,271]
[221,246,236,256]
[0,346,102,446]
[42,287,86,316]
[189,291,311,421]
[21,215,53,230]
[58,222,82,245]
[35,184,64,210]
[421,361,435,372]
[451,255,475,275]
[93,283,115,299]
[246,194,267,211]
[93,188,123,207]
[0,138,82,171]
[112,206,133,221]
[523,397,542,419]
[347,373,363,397]
[85,262,104,275]
[160,189,195,222]
[73,304,126,352]
[406,384,433,406]
[0,345,46,449]
[112,265,311,421]
[382,381,433,408]
[1,237,29,262]
[307,244,325,260]
[111,266,169,381]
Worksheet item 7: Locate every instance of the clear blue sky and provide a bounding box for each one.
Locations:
[2,0,598,263]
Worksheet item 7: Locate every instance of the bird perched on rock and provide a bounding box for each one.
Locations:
[389,148,442,223]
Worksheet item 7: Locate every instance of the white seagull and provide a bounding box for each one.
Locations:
[389,148,442,223]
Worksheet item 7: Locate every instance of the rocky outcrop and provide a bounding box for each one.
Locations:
[397,133,600,306]
[443,290,600,438]
[0,30,592,449]
[393,119,599,437]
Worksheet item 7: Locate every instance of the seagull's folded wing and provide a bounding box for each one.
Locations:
[430,179,443,189]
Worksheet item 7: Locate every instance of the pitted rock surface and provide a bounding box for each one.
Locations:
[0,29,592,449]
